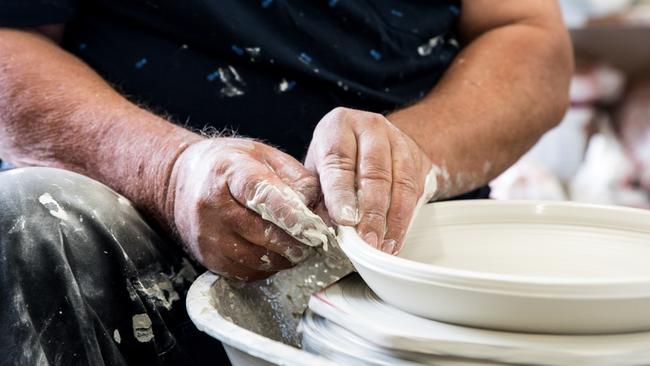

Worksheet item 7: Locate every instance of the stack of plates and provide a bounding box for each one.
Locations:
[301,274,650,366]
[300,200,650,365]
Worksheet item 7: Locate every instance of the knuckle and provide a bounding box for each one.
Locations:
[321,151,356,172]
[360,165,392,184]
[319,107,350,129]
[330,106,352,117]
[293,174,320,193]
[369,112,387,123]
[194,197,216,213]
[362,208,387,225]
[360,112,387,127]
[393,177,421,196]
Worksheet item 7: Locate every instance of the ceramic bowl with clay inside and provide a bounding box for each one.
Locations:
[338,200,650,335]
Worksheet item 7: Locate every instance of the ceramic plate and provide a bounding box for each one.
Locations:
[306,274,650,366]
[338,200,650,334]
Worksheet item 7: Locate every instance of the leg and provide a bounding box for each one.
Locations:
[0,167,228,365]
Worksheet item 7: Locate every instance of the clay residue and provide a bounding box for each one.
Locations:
[218,65,246,97]
[245,180,336,253]
[113,329,121,344]
[132,313,154,343]
[8,216,26,234]
[209,248,354,346]
[38,192,70,221]
[417,35,443,56]
[139,273,180,311]
[430,164,451,199]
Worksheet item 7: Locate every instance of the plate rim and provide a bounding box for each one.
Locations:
[338,200,650,297]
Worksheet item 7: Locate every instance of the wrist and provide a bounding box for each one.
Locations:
[154,128,205,234]
[88,106,204,233]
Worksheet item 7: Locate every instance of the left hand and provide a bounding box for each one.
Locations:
[305,107,434,254]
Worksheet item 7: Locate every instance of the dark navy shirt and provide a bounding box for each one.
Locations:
[1,0,461,159]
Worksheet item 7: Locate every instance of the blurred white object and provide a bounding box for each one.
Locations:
[569,124,650,208]
[571,64,626,104]
[524,108,595,181]
[560,0,634,27]
[625,3,650,24]
[616,79,650,190]
[491,63,626,201]
[490,160,567,201]
[489,108,594,201]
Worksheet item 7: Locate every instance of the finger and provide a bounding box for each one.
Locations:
[199,236,273,281]
[355,121,393,250]
[383,136,424,254]
[227,158,334,250]
[218,232,294,272]
[307,109,360,226]
[221,204,312,265]
[263,146,321,209]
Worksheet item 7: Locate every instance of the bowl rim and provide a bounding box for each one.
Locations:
[338,200,650,298]
[186,272,341,366]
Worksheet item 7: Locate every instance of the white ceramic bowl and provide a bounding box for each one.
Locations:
[338,200,650,334]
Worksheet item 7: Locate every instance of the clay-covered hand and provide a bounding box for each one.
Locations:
[167,138,328,281]
[305,107,433,254]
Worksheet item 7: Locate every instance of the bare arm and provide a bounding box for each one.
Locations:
[389,0,573,197]
[0,27,199,227]
[0,27,324,280]
[306,0,573,253]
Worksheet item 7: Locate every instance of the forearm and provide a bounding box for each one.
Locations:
[389,7,573,198]
[0,28,202,227]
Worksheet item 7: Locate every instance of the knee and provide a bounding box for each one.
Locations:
[0,167,139,223]
[0,167,156,248]
[0,167,168,272]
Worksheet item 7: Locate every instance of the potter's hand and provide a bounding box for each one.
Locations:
[168,138,325,281]
[306,107,433,254]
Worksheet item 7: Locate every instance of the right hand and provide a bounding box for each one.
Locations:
[167,138,327,281]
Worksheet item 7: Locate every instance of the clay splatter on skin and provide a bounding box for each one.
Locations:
[430,162,491,200]
[383,239,397,254]
[483,161,493,175]
[430,163,490,200]
[38,193,70,221]
[246,180,335,254]
[430,164,451,199]
[338,205,360,225]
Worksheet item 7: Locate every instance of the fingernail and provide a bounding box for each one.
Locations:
[363,232,379,248]
[338,205,360,225]
[382,239,397,254]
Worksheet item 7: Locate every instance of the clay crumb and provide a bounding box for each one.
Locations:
[132,313,154,343]
[113,329,121,344]
[38,193,70,221]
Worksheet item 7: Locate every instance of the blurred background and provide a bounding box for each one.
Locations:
[490,0,650,208]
